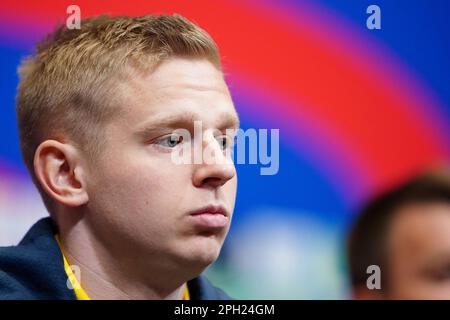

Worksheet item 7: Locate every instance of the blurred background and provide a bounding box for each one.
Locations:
[0,0,449,299]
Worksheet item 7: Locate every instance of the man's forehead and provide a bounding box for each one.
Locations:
[119,58,230,105]
[116,58,236,126]
[390,204,450,256]
[144,57,227,92]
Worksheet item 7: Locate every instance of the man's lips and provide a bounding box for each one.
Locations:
[188,205,229,229]
[189,205,229,217]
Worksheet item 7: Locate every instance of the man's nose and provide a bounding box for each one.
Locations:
[192,136,236,189]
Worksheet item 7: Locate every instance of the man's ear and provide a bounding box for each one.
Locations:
[34,140,89,207]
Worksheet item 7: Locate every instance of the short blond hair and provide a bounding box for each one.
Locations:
[16,14,221,213]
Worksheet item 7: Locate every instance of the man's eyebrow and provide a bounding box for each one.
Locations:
[426,252,450,265]
[218,112,240,130]
[134,114,195,138]
[135,111,240,137]
[138,113,196,131]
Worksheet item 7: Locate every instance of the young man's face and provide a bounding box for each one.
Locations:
[83,57,239,274]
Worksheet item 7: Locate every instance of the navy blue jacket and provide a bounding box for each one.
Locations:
[0,218,231,300]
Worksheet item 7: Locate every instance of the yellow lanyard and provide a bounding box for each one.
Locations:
[55,235,189,300]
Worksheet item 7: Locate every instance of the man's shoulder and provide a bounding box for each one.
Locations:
[0,218,75,300]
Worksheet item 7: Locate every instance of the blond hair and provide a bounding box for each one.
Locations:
[16,14,221,213]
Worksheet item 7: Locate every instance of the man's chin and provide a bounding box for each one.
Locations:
[177,235,223,269]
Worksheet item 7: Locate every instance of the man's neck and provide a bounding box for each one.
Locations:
[58,220,189,300]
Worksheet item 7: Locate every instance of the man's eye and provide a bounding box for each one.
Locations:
[155,134,183,148]
[430,267,450,281]
[216,135,234,150]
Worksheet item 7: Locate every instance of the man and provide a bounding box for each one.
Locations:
[347,168,450,299]
[0,14,239,299]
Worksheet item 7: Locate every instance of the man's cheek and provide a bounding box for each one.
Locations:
[227,178,238,200]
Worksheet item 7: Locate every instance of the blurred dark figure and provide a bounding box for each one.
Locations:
[347,167,450,299]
